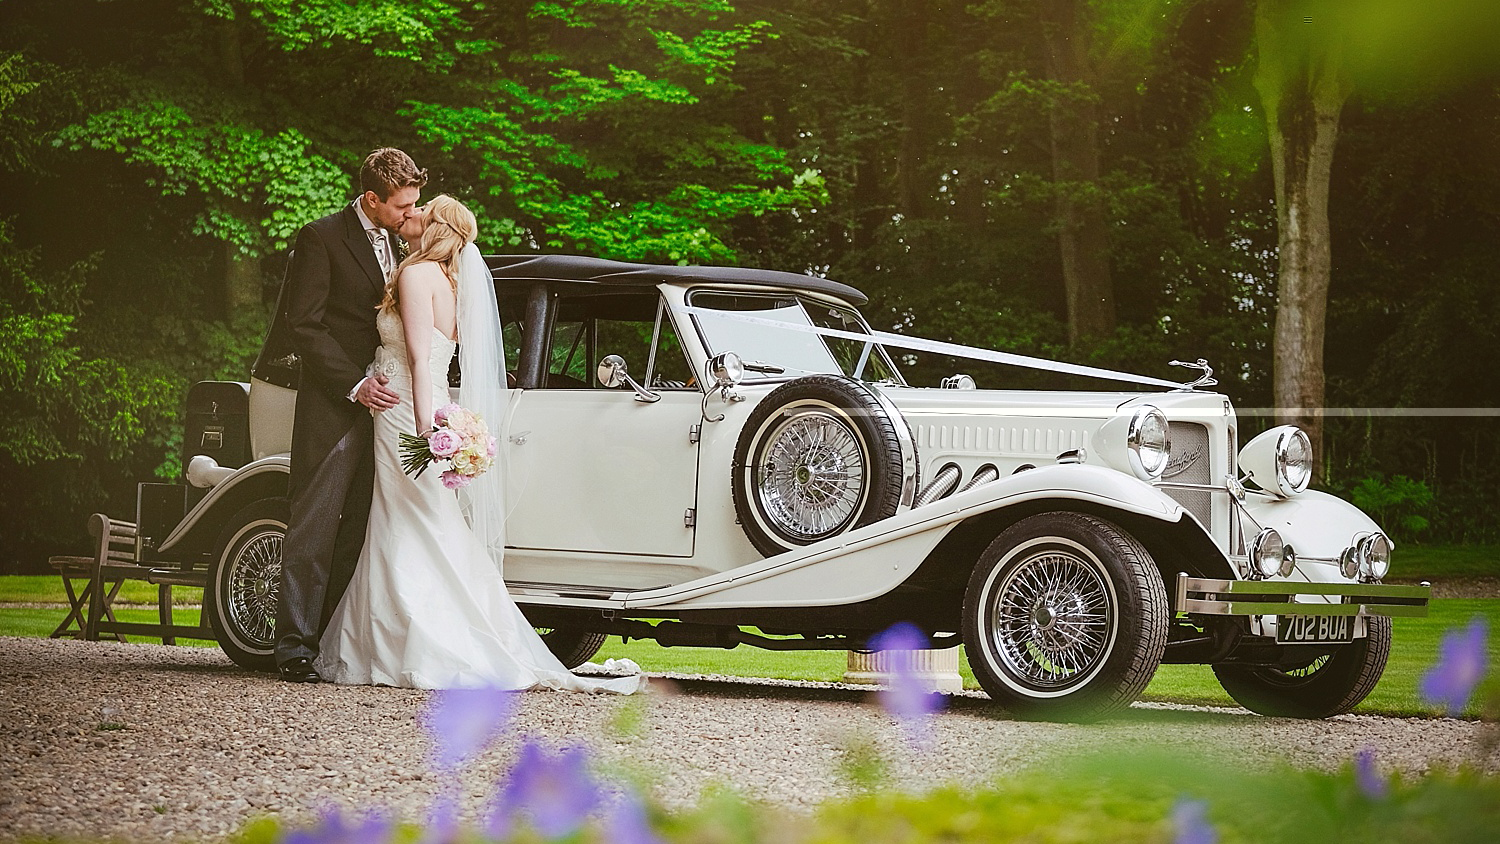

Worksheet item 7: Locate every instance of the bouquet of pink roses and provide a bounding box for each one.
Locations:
[399,403,498,489]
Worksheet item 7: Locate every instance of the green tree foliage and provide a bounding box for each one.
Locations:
[0,0,822,569]
[1,1,1498,569]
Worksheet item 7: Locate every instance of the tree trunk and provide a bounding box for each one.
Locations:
[1254,2,1352,480]
[1039,0,1115,345]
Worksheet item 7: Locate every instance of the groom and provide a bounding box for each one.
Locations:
[274,148,427,683]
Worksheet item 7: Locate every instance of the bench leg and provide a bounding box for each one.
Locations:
[50,575,90,639]
[86,578,128,643]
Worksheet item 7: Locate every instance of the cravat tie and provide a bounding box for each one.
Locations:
[368,228,392,281]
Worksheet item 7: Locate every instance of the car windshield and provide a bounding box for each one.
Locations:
[688,291,903,384]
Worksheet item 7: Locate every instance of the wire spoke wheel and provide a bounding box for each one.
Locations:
[962,512,1167,721]
[1214,617,1392,718]
[757,410,867,540]
[732,376,915,557]
[991,550,1113,689]
[226,528,281,649]
[209,499,287,671]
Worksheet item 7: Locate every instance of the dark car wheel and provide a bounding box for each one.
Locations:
[962,512,1168,721]
[732,375,916,557]
[1213,615,1392,718]
[207,498,287,672]
[536,627,608,669]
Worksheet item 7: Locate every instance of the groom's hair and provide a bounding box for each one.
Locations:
[360,148,428,200]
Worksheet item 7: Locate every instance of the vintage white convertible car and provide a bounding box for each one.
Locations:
[144,255,1429,719]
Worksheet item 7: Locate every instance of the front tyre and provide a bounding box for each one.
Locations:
[962,512,1168,721]
[1213,616,1392,718]
[207,498,287,672]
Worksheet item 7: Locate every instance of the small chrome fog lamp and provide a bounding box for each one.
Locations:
[1279,543,1297,577]
[1339,545,1361,580]
[1248,527,1285,579]
[1357,533,1392,581]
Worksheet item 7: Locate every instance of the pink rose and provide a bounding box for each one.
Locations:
[486,435,498,457]
[433,403,462,426]
[440,469,471,489]
[428,428,462,459]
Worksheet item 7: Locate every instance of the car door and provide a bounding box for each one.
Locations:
[504,288,702,557]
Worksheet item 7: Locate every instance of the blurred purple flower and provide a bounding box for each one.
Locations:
[1171,797,1217,844]
[603,788,664,844]
[280,806,394,844]
[424,687,518,771]
[1353,746,1388,800]
[487,739,602,840]
[1419,616,1489,716]
[869,622,945,722]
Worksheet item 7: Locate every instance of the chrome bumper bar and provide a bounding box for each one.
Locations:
[1173,574,1431,618]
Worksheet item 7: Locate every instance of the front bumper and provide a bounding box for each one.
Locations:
[1173,574,1431,619]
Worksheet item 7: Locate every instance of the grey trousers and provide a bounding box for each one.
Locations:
[275,419,375,665]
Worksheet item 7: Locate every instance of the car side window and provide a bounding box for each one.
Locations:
[543,291,694,390]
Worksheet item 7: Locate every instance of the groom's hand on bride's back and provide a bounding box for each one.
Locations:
[355,374,400,411]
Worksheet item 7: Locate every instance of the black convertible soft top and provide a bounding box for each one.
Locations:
[483,254,868,306]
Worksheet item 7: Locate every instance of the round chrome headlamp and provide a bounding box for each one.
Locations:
[1237,425,1313,497]
[1247,528,1285,579]
[1127,406,1171,481]
[1356,533,1392,581]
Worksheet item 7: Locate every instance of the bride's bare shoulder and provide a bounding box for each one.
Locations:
[397,260,447,289]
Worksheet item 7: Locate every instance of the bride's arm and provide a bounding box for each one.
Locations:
[398,263,442,434]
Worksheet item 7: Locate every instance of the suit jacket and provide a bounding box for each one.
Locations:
[284,205,387,494]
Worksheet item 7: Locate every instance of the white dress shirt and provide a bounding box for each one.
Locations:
[348,199,395,403]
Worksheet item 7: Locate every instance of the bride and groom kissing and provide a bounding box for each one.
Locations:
[271,147,640,694]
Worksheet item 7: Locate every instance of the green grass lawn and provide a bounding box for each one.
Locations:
[7,571,1495,717]
[1391,544,1500,579]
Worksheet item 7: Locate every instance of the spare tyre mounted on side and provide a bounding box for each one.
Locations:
[732,375,917,557]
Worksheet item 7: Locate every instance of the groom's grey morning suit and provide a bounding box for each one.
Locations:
[275,201,394,666]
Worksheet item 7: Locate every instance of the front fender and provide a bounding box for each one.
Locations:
[1242,489,1386,580]
[157,455,291,560]
[624,463,1199,611]
[1243,489,1383,560]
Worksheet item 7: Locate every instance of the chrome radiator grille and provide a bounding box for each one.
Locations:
[1163,422,1212,529]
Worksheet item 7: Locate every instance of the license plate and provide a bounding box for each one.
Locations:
[1276,614,1355,645]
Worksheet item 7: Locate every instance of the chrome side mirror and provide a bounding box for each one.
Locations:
[597,354,660,403]
[709,352,744,389]
[701,351,746,423]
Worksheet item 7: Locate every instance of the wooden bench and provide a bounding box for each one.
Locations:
[48,513,212,644]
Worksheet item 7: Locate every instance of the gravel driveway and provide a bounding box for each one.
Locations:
[1,637,1492,842]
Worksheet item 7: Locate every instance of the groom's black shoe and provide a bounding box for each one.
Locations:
[278,657,322,683]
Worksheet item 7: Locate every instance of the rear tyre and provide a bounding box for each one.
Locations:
[537,627,607,669]
[962,512,1168,721]
[1213,615,1392,718]
[207,498,287,672]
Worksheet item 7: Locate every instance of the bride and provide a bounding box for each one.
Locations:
[313,194,642,693]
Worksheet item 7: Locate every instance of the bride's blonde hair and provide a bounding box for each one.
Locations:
[379,194,478,311]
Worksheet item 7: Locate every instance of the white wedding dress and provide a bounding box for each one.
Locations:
[314,306,642,693]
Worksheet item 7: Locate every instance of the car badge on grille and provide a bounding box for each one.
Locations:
[1163,446,1204,479]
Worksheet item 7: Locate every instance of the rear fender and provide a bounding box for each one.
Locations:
[156,456,290,560]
